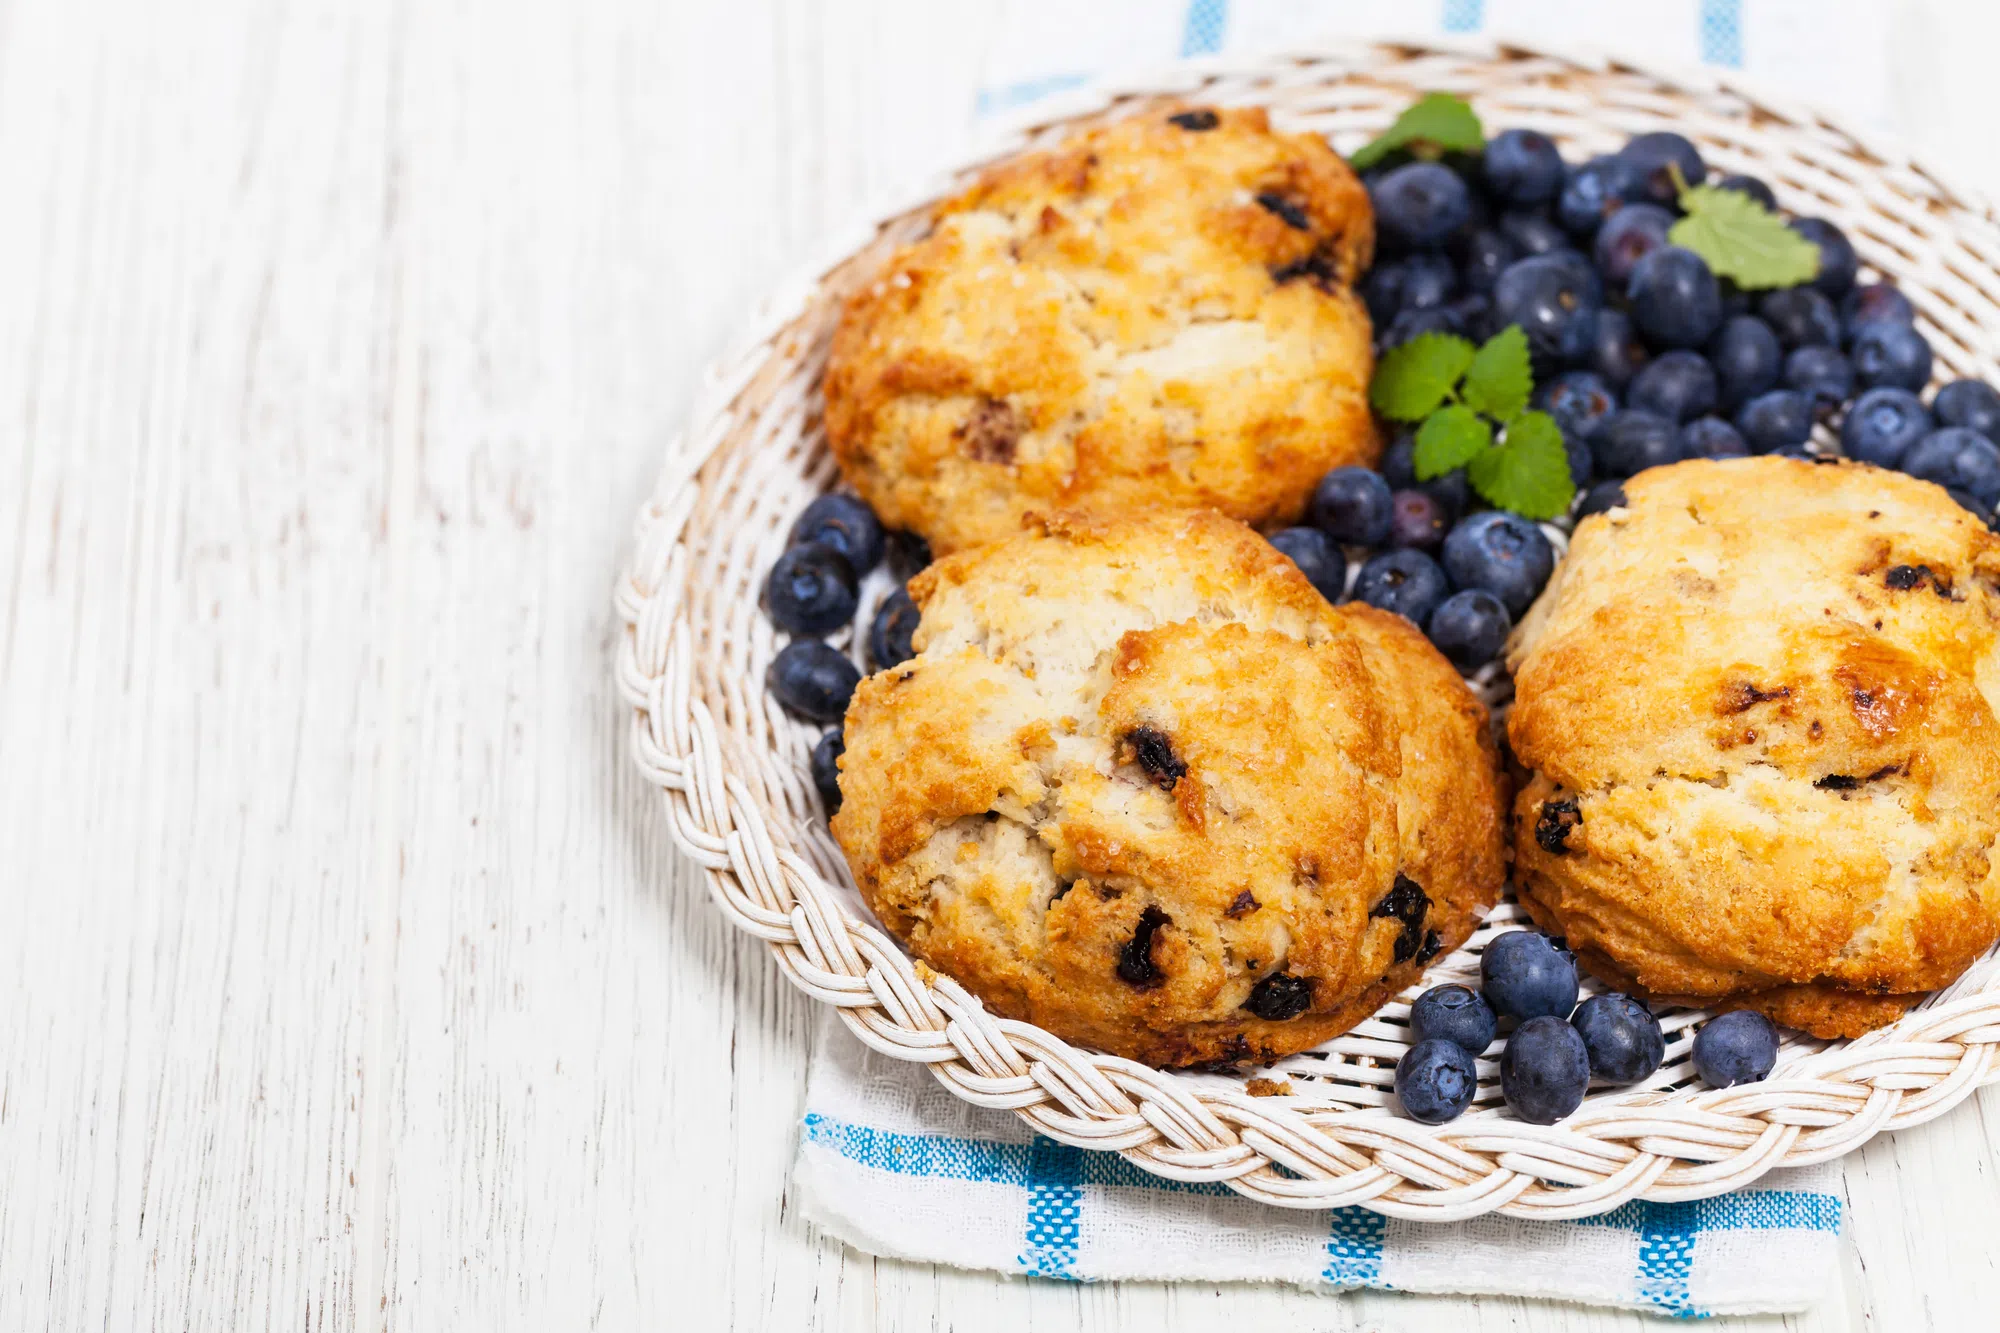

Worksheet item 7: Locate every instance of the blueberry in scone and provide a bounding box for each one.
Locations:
[829,510,1507,1068]
[824,105,1378,555]
[1508,456,2000,1038]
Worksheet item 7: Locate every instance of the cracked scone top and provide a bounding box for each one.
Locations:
[1508,458,2000,1038]
[823,104,1377,555]
[829,510,1506,1068]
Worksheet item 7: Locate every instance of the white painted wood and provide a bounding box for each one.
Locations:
[0,1,1997,1328]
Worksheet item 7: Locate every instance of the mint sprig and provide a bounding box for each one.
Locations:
[1349,92,1485,171]
[1667,165,1822,290]
[1371,325,1576,521]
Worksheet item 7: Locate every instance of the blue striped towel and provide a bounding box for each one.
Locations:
[797,0,1889,1316]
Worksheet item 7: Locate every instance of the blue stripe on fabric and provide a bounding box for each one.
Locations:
[1323,1207,1388,1286]
[1441,0,1484,33]
[975,72,1090,118]
[1021,1137,1087,1278]
[1180,0,1228,56]
[1580,1190,1844,1235]
[800,1111,1033,1184]
[1699,0,1745,68]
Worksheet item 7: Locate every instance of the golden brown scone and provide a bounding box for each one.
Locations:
[830,510,1505,1067]
[1508,458,2000,1038]
[824,104,1377,555]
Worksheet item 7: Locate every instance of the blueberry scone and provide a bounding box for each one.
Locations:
[823,104,1377,555]
[829,510,1505,1067]
[1509,458,2000,1038]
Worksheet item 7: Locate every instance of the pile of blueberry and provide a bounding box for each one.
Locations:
[1395,930,1781,1125]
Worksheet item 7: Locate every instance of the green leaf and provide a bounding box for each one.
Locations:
[1466,411,1576,520]
[1369,332,1476,421]
[1668,184,1822,290]
[1460,325,1533,422]
[1349,93,1486,171]
[1413,405,1493,480]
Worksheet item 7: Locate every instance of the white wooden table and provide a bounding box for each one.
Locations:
[7,2,2000,1328]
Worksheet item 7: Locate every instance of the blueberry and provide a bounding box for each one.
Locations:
[1381,305,1467,351]
[1378,432,1420,488]
[1269,526,1348,602]
[1498,209,1569,258]
[1594,409,1683,478]
[1790,217,1858,298]
[1593,203,1676,289]
[1588,308,1650,389]
[1934,379,2000,443]
[1480,931,1579,1021]
[884,530,932,582]
[1842,282,1915,341]
[1388,489,1450,550]
[1380,440,1472,519]
[1500,1016,1590,1123]
[1494,254,1602,373]
[867,588,921,670]
[1618,131,1707,206]
[1840,386,1932,467]
[1360,263,1408,326]
[1735,389,1815,453]
[1691,1009,1780,1088]
[767,640,862,723]
[1410,984,1498,1055]
[1948,488,1999,527]
[1482,128,1565,207]
[1759,286,1842,350]
[1309,466,1394,546]
[1427,589,1513,670]
[1716,173,1778,210]
[1540,247,1607,307]
[1395,1038,1479,1124]
[1448,292,1499,343]
[1628,247,1723,349]
[1570,993,1665,1084]
[1363,253,1459,324]
[1576,479,1628,518]
[1564,433,1595,488]
[1717,279,1754,320]
[1353,548,1450,626]
[1374,162,1473,251]
[1440,511,1555,616]
[1535,370,1620,447]
[1903,427,2000,507]
[1706,315,1784,412]
[1783,345,1854,420]
[1457,228,1521,295]
[810,728,845,814]
[1629,350,1718,423]
[765,542,859,635]
[789,494,885,574]
[1851,322,1933,392]
[1557,155,1644,238]
[1682,416,1750,458]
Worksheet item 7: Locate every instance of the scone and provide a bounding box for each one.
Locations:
[824,104,1377,555]
[1508,457,2000,1038]
[830,510,1506,1067]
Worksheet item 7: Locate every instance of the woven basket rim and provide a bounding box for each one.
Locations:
[617,35,2000,1221]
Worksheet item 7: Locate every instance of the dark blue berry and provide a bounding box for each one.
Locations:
[1535,370,1619,447]
[1593,203,1675,289]
[1851,322,1933,393]
[867,588,921,670]
[1353,548,1450,625]
[1381,305,1467,351]
[1716,173,1778,210]
[1588,308,1650,389]
[1380,439,1473,520]
[1934,379,2000,444]
[1482,128,1565,207]
[1759,286,1842,350]
[1395,1038,1479,1124]
[1494,254,1602,373]
[1842,282,1915,342]
[1498,209,1569,258]
[1378,431,1420,488]
[1840,387,1931,467]
[1540,247,1607,307]
[1441,511,1555,616]
[1692,1009,1779,1088]
[1735,389,1815,453]
[1576,479,1628,518]
[885,530,932,582]
[1557,155,1644,239]
[1365,253,1459,324]
[1903,427,2000,507]
[1309,466,1394,546]
[1629,246,1723,349]
[1682,416,1750,459]
[1427,589,1512,670]
[1618,131,1707,206]
[1706,315,1783,412]
[1791,217,1858,298]
[1361,262,1408,326]
[1410,984,1498,1055]
[810,728,845,814]
[1629,349,1718,423]
[1783,345,1853,420]
[789,494,885,574]
[1571,994,1665,1084]
[765,542,859,635]
[1501,1016,1591,1124]
[1481,931,1580,1021]
[1948,489,1999,527]
[1594,409,1683,478]
[1374,162,1473,251]
[1388,489,1450,550]
[1450,292,1499,342]
[1565,434,1595,488]
[767,640,862,723]
[1269,526,1348,602]
[1457,228,1520,295]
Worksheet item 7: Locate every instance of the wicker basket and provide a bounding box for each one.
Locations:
[615,37,2000,1221]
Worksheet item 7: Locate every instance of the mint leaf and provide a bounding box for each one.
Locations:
[1370,332,1476,421]
[1349,93,1485,170]
[1413,405,1493,479]
[1460,325,1533,422]
[1466,411,1575,519]
[1669,183,1821,290]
